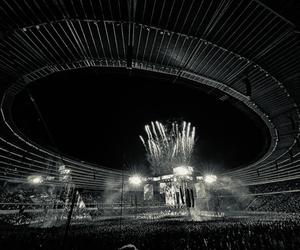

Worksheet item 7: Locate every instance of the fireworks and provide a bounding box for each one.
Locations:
[139,121,196,175]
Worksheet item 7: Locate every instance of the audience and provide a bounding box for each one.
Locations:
[0,179,299,249]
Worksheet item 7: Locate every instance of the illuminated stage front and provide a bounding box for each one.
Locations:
[132,166,217,209]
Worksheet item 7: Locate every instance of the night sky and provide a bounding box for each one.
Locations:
[12,68,269,174]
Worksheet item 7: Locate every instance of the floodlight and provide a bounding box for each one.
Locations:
[129,175,142,185]
[204,174,217,184]
[28,175,44,184]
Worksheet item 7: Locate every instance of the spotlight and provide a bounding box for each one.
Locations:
[129,175,142,185]
[204,174,217,184]
[28,175,44,184]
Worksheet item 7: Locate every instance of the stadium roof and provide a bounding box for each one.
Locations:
[0,0,299,188]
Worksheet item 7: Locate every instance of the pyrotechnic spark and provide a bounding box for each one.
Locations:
[139,121,196,175]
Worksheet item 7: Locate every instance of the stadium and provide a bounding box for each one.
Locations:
[0,0,299,249]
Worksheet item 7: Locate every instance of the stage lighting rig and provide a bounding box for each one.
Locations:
[173,166,193,176]
[204,174,217,184]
